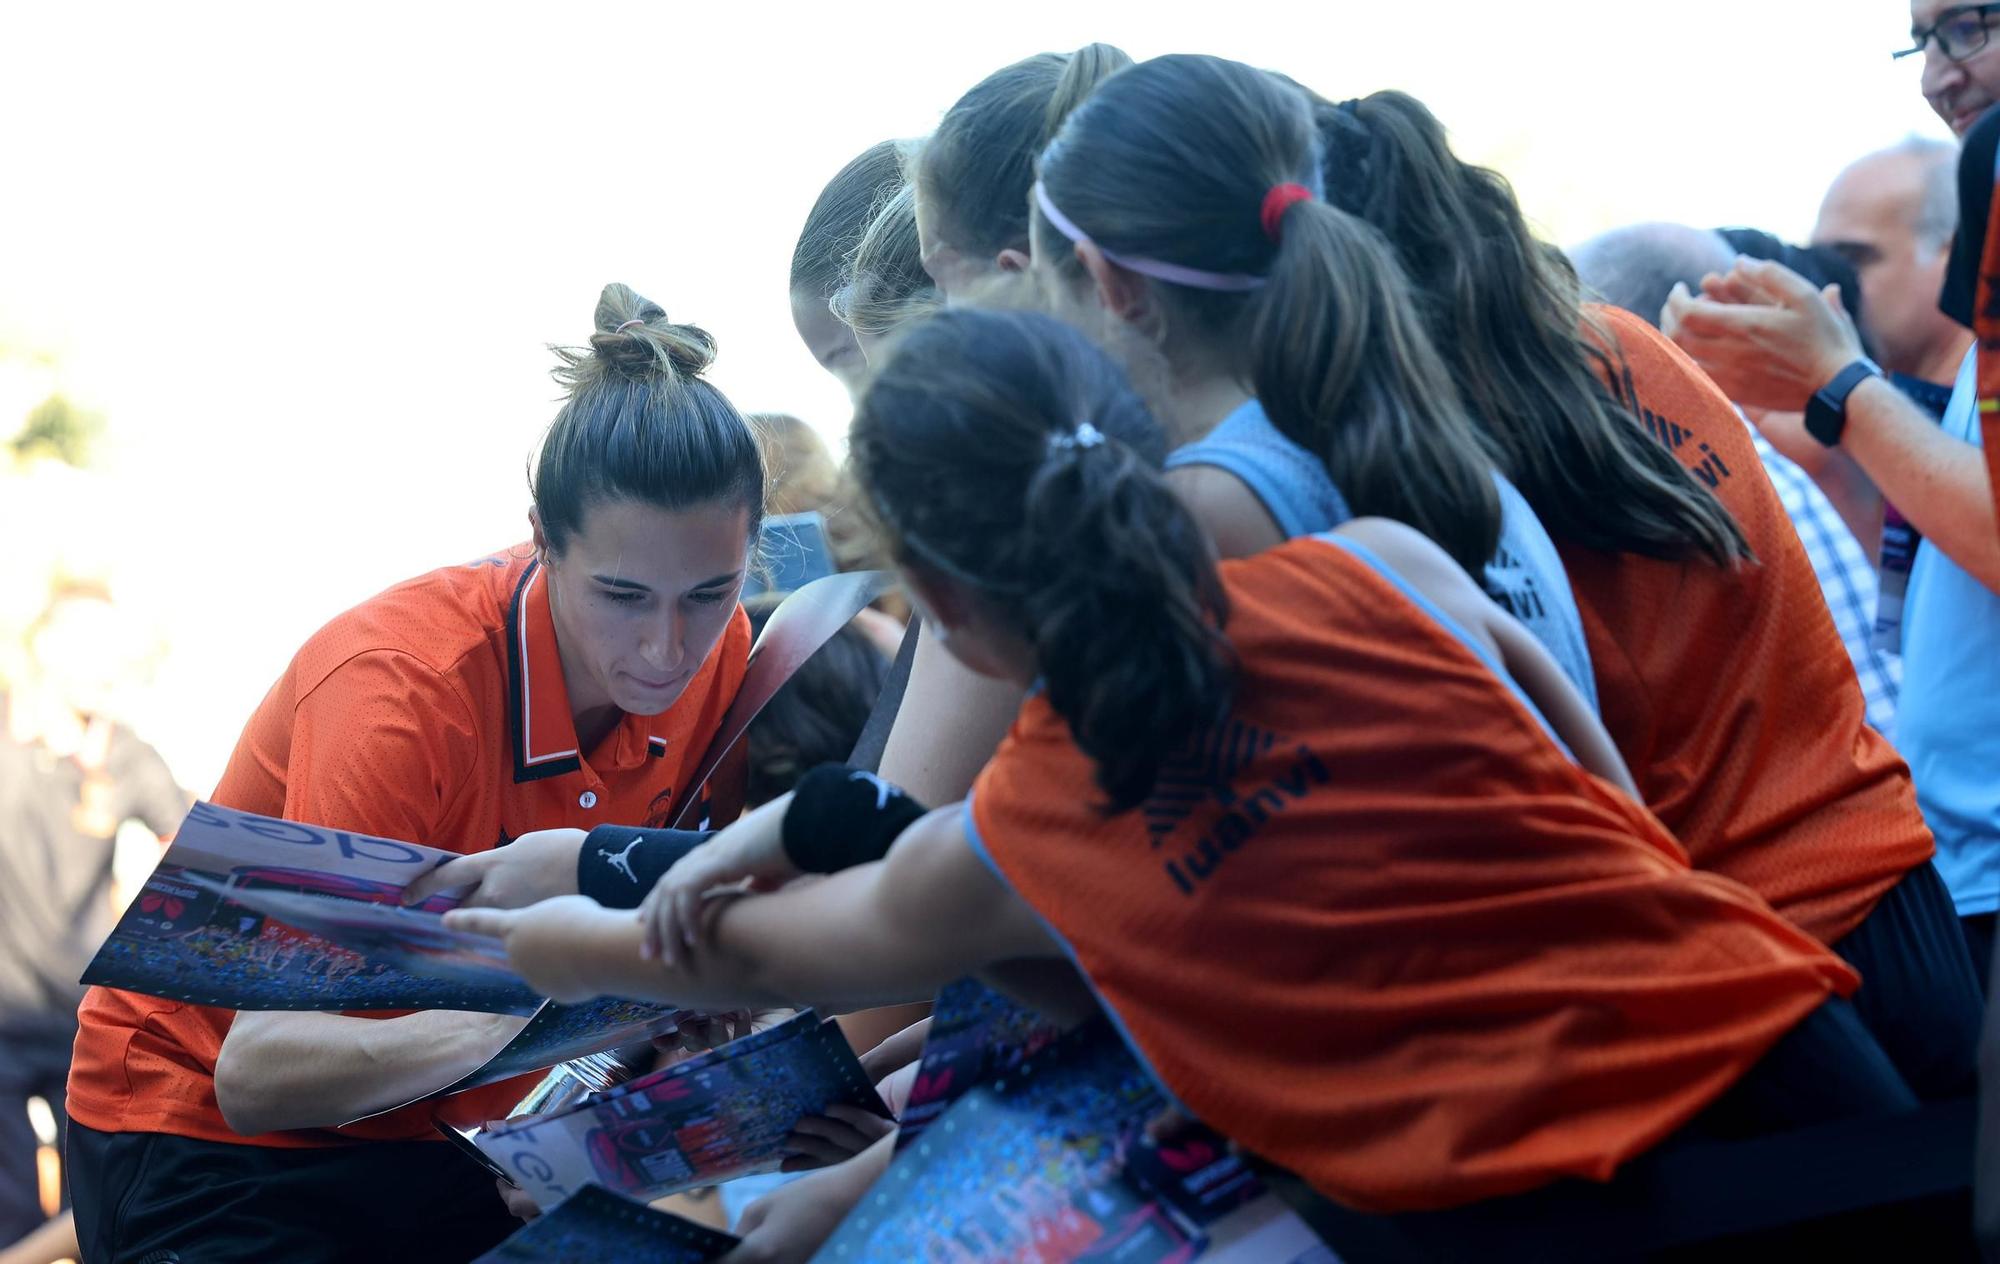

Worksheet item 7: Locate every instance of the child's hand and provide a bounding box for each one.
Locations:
[445,895,629,1003]
[639,798,799,967]
[721,1159,871,1264]
[496,1177,540,1223]
[403,829,588,910]
[778,1103,897,1171]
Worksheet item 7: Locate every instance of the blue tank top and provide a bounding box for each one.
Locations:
[1167,399,1599,712]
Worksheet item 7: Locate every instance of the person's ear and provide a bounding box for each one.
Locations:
[902,563,973,637]
[1076,241,1153,325]
[528,507,550,564]
[995,247,1031,274]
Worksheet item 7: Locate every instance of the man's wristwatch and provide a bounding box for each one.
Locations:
[1804,359,1882,448]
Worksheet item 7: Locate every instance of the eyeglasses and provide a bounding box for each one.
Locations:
[1896,3,2000,60]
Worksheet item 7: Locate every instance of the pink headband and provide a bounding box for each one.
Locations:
[614,319,646,333]
[1032,182,1267,293]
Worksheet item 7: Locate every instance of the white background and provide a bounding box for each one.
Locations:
[0,0,1948,789]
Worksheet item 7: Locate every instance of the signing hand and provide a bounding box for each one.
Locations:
[445,895,634,1003]
[1662,257,1864,412]
[638,796,799,967]
[402,828,587,910]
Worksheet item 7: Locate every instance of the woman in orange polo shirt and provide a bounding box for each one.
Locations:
[63,284,762,1264]
[453,308,1910,1220]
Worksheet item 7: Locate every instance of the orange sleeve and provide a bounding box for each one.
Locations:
[276,650,484,845]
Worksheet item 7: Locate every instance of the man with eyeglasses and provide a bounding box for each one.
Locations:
[1902,1,2000,135]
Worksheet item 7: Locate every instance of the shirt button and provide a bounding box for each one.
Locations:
[578,791,598,809]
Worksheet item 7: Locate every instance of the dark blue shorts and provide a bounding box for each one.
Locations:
[67,1119,518,1264]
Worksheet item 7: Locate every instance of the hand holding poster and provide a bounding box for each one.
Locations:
[476,1010,888,1211]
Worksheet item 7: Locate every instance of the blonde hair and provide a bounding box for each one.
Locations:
[833,184,939,339]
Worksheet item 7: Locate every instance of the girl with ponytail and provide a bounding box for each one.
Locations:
[454,308,1899,1230]
[1028,54,1599,705]
[913,43,1133,297]
[1312,90,1972,1097]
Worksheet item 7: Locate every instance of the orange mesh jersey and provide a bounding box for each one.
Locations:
[68,547,750,1147]
[1568,306,1931,945]
[969,535,1855,1213]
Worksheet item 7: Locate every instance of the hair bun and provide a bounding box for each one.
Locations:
[584,282,718,380]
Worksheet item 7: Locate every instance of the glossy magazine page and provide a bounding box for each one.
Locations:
[815,1018,1339,1263]
[476,1010,889,1211]
[80,800,541,1013]
[473,1187,739,1263]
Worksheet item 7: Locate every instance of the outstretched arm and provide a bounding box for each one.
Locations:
[447,808,1057,1013]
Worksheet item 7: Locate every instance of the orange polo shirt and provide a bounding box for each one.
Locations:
[1567,306,1932,945]
[970,535,1854,1212]
[67,546,750,1147]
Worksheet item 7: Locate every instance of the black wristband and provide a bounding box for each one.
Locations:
[782,764,929,874]
[576,825,714,908]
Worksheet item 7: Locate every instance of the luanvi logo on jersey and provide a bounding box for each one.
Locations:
[1612,363,1734,490]
[1143,722,1331,897]
[1143,720,1278,847]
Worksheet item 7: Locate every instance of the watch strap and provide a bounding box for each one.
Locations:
[1805,360,1880,447]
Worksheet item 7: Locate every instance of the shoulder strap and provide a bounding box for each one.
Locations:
[846,614,922,774]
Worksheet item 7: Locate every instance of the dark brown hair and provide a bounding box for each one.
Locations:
[852,307,1232,813]
[1315,91,1748,564]
[916,43,1132,261]
[1039,55,1502,576]
[532,283,764,555]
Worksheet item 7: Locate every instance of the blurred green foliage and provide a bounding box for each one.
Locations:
[11,393,100,467]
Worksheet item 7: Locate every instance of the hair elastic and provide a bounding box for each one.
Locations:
[1033,182,1267,293]
[614,318,646,333]
[1260,184,1317,244]
[1048,420,1107,454]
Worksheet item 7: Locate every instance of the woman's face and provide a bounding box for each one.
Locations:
[790,287,868,398]
[540,497,751,721]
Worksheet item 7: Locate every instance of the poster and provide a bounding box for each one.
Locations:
[473,1186,739,1263]
[80,801,544,1014]
[439,997,688,1096]
[815,1020,1337,1263]
[477,1010,889,1211]
[897,977,1065,1150]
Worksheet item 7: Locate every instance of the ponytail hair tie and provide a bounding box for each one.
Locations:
[614,318,646,333]
[1260,183,1317,244]
[1048,420,1107,454]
